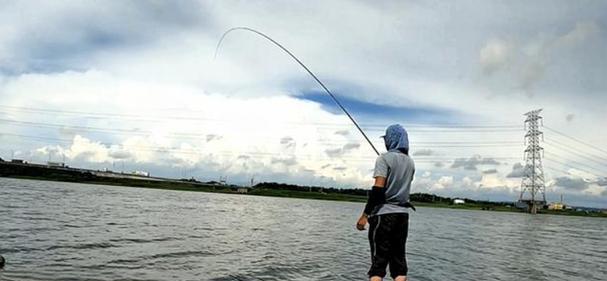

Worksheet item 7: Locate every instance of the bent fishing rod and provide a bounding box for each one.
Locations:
[214,27,380,156]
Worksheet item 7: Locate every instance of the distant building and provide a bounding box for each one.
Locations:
[219,176,228,185]
[132,171,150,177]
[548,202,565,210]
[548,194,566,210]
[237,187,249,194]
[47,162,66,168]
[11,159,25,164]
[453,199,465,204]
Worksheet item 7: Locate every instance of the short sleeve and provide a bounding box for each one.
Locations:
[373,155,389,178]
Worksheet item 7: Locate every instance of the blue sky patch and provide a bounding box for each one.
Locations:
[295,90,462,125]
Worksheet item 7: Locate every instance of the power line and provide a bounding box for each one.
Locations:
[545,136,607,162]
[544,153,605,176]
[0,118,524,146]
[544,166,571,176]
[544,126,607,156]
[1,132,520,162]
[544,158,596,177]
[544,140,607,167]
[0,104,522,129]
[545,151,605,175]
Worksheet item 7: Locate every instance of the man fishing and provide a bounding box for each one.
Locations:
[216,27,415,279]
[356,124,415,281]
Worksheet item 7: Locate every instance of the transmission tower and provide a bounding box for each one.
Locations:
[519,109,547,214]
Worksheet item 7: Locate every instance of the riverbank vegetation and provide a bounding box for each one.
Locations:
[1,162,605,217]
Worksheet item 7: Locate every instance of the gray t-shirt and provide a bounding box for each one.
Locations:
[372,151,415,216]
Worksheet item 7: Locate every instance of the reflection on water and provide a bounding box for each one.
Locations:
[0,178,605,281]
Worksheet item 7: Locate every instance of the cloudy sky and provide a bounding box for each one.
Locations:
[1,0,605,207]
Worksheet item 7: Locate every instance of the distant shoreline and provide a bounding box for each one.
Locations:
[1,161,605,218]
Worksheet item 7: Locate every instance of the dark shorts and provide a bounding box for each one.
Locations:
[368,213,409,278]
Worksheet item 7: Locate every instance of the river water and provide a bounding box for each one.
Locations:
[0,178,605,281]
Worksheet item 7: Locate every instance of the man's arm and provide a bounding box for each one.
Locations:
[356,176,386,231]
[373,177,386,188]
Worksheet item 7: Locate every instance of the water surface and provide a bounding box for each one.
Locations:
[1,178,605,280]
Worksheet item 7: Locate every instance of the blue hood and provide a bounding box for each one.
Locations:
[382,124,409,152]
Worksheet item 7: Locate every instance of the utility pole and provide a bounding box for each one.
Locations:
[519,109,547,214]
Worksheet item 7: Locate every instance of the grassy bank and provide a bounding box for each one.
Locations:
[1,162,605,217]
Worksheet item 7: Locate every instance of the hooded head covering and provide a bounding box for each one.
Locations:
[381,124,409,152]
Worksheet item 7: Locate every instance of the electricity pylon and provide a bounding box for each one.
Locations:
[519,109,547,214]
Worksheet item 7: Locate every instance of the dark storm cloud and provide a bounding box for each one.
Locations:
[554,176,589,191]
[334,130,349,136]
[343,143,360,151]
[507,163,526,178]
[206,134,222,142]
[480,20,607,98]
[566,114,575,122]
[482,169,498,174]
[298,91,460,125]
[109,150,131,159]
[324,143,360,158]
[0,1,213,74]
[324,148,343,158]
[271,157,297,166]
[451,155,500,171]
[280,136,294,144]
[413,149,433,156]
[280,136,295,149]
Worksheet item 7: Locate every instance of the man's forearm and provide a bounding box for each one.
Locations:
[363,186,386,215]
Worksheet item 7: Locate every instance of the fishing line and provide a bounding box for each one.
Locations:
[214,27,380,156]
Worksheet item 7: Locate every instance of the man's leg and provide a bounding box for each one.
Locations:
[389,213,409,280]
[368,215,390,280]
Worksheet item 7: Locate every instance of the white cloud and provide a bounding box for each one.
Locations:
[478,174,519,191]
[1,68,378,186]
[432,176,453,190]
[461,176,476,189]
[480,39,512,75]
[479,20,604,98]
[555,22,600,48]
